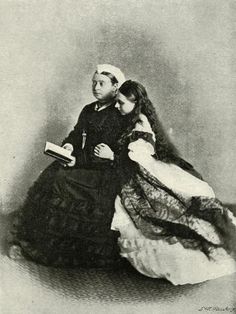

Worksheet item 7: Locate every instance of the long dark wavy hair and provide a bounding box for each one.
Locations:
[118,80,181,163]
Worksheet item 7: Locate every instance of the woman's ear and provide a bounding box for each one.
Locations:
[113,83,118,93]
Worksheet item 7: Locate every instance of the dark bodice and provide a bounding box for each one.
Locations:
[62,102,125,169]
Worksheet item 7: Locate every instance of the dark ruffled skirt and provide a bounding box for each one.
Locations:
[10,162,122,268]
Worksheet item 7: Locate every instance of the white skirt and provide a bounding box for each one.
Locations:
[111,196,236,285]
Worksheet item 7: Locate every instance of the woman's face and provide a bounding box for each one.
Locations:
[92,73,117,102]
[115,92,136,115]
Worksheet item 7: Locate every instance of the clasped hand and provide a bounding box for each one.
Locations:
[61,142,114,167]
[94,143,114,160]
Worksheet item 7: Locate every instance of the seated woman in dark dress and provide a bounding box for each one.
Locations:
[97,80,236,285]
[9,64,129,268]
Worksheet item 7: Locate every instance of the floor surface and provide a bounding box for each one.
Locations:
[0,210,236,314]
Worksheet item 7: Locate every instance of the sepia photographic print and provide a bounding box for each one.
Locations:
[0,0,236,313]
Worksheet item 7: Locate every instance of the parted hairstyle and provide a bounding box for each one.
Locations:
[118,80,181,163]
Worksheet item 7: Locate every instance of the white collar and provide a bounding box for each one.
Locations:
[94,102,113,112]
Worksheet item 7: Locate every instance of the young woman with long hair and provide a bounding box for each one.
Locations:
[96,80,236,285]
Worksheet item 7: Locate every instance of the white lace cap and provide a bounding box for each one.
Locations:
[96,64,125,87]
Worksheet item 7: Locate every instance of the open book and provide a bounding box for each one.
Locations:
[44,141,74,163]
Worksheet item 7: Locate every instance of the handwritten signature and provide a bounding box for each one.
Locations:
[198,306,236,312]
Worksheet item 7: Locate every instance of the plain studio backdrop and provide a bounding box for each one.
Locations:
[0,0,235,213]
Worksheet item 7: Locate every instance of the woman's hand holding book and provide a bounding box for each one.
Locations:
[62,143,76,167]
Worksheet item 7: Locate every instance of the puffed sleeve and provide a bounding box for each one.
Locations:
[128,114,156,161]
